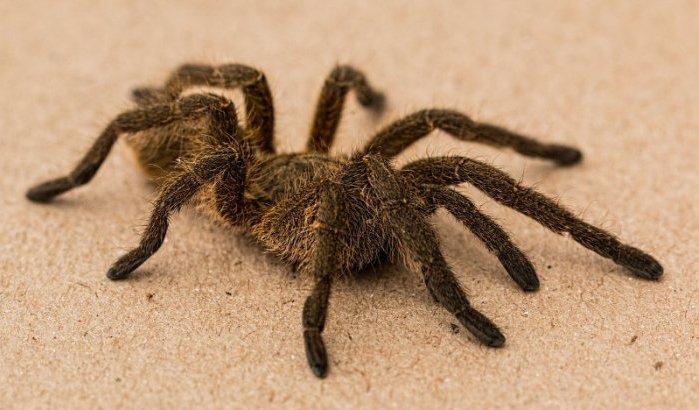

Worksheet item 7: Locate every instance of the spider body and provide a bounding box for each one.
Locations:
[255,156,381,266]
[26,63,663,378]
[127,112,401,272]
[130,123,392,270]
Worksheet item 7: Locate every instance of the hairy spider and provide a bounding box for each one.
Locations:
[26,63,663,378]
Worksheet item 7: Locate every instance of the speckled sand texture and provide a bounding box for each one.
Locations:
[1,1,697,408]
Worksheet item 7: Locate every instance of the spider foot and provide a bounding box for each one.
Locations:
[549,144,583,166]
[106,250,145,280]
[358,90,386,114]
[131,87,169,105]
[614,245,664,280]
[304,329,328,378]
[498,249,540,291]
[455,305,506,347]
[26,177,74,202]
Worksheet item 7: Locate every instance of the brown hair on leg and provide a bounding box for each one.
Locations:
[306,65,385,153]
[423,186,539,291]
[402,156,663,280]
[363,109,581,165]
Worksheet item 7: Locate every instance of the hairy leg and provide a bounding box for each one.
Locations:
[131,87,169,106]
[133,63,275,153]
[26,93,238,202]
[302,182,346,378]
[306,65,385,153]
[423,186,539,291]
[107,148,243,280]
[402,157,663,279]
[363,155,505,346]
[214,162,247,226]
[363,109,581,165]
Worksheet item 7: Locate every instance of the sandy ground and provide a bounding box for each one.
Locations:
[1,1,697,408]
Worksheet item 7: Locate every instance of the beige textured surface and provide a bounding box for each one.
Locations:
[1,1,698,408]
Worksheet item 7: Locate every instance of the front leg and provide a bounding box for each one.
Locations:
[423,186,540,291]
[402,156,663,280]
[26,93,238,203]
[302,183,347,378]
[108,148,243,280]
[363,155,505,347]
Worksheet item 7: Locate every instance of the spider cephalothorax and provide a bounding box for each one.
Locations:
[26,63,663,378]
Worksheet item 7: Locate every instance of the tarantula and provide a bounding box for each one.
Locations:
[26,63,663,378]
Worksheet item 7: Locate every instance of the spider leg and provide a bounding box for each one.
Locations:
[131,87,169,106]
[304,275,332,378]
[26,93,239,202]
[363,155,505,347]
[302,182,346,378]
[133,63,275,153]
[362,109,582,165]
[107,147,244,280]
[402,156,663,280]
[423,186,539,291]
[306,65,385,153]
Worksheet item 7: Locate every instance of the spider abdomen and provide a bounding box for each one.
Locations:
[125,119,216,182]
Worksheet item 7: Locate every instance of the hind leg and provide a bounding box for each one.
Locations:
[402,156,663,280]
[306,65,385,153]
[363,109,581,165]
[423,186,540,291]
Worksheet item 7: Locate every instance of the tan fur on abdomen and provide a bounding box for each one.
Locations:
[125,119,211,183]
